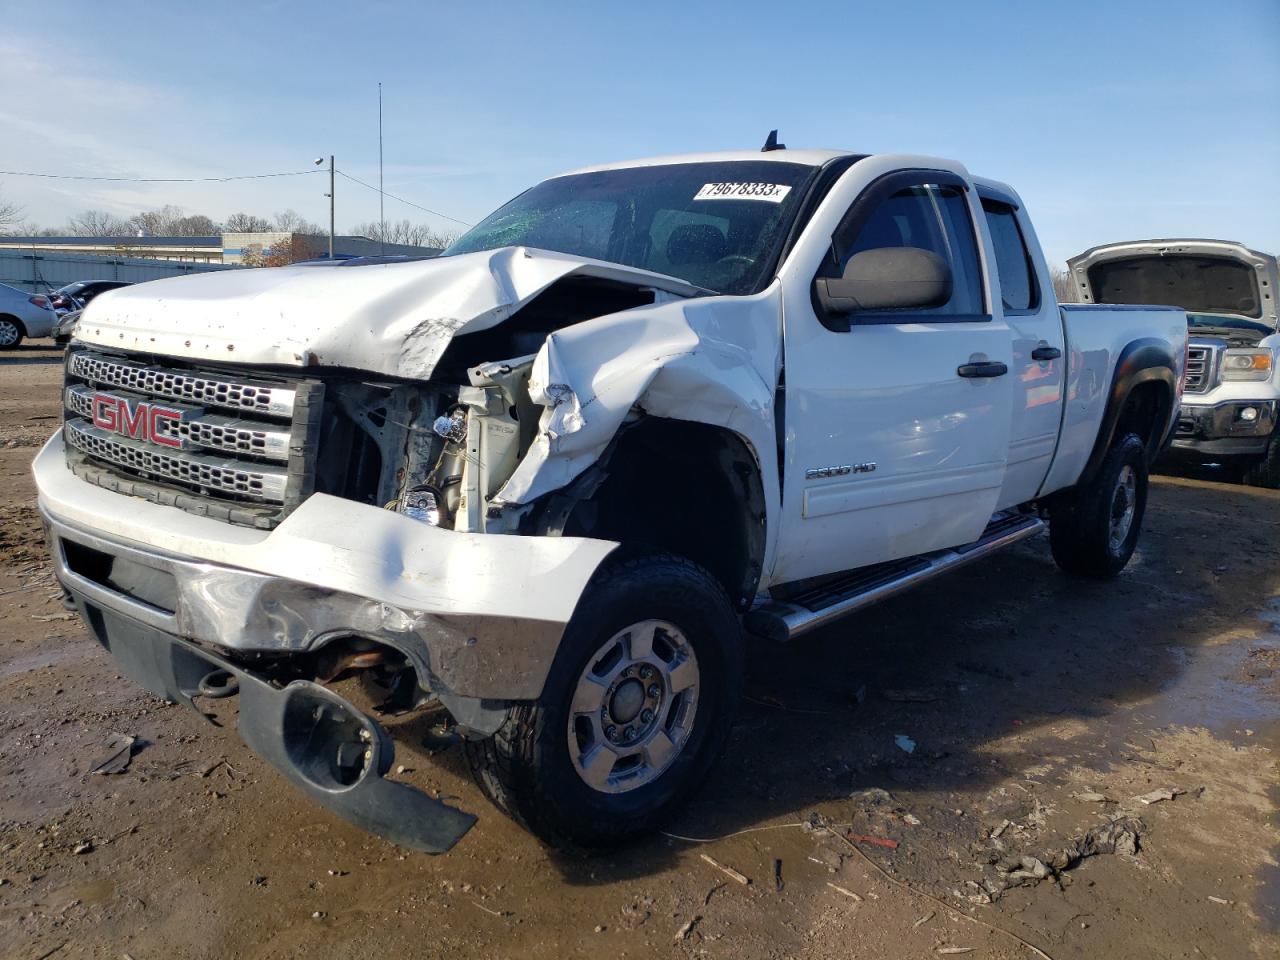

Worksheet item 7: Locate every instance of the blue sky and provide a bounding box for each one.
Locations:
[2,0,1277,264]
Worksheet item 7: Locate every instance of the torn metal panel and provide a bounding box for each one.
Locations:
[495,285,785,523]
[74,247,702,380]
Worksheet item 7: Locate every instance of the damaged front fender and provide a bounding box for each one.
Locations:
[495,285,784,542]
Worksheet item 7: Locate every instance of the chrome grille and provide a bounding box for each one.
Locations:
[63,349,313,518]
[68,351,295,417]
[1183,343,1216,394]
[65,385,292,461]
[65,420,289,500]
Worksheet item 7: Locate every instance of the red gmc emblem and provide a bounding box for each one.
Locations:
[91,393,189,449]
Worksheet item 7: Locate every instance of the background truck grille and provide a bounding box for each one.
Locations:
[63,348,322,528]
[1183,344,1216,394]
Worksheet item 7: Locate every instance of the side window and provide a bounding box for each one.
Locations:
[981,200,1039,312]
[835,182,985,318]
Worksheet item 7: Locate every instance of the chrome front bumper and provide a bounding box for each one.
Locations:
[34,431,618,705]
[45,509,564,707]
[1170,399,1276,457]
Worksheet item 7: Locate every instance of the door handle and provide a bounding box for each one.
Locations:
[957,360,1008,379]
[1031,343,1062,362]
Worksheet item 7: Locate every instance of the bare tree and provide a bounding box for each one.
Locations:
[272,209,324,235]
[349,219,455,249]
[66,209,131,236]
[1052,267,1081,303]
[224,212,273,233]
[127,205,220,237]
[0,190,24,234]
[173,214,219,236]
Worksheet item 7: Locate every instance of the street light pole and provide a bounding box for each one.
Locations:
[316,156,335,260]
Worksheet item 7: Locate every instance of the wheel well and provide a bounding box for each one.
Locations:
[1115,380,1172,461]
[0,314,26,334]
[552,418,767,609]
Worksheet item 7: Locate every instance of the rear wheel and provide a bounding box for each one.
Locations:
[1241,431,1280,489]
[1049,433,1148,579]
[464,553,743,849]
[0,316,24,349]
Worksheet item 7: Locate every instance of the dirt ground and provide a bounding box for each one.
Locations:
[1,343,1277,960]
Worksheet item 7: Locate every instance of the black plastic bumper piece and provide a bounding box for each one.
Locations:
[76,597,476,854]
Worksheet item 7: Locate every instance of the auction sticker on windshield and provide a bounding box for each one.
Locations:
[694,182,792,202]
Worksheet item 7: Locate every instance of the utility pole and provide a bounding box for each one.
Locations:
[378,82,385,256]
[316,155,335,259]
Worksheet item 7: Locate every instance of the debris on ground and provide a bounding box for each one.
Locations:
[1134,788,1181,805]
[699,853,750,886]
[674,915,701,943]
[937,947,975,955]
[619,896,654,929]
[913,911,935,928]
[88,733,137,775]
[894,734,916,754]
[1074,791,1114,803]
[850,787,894,806]
[72,841,92,855]
[827,882,863,901]
[773,858,783,892]
[980,816,1145,900]
[198,758,230,778]
[842,831,900,850]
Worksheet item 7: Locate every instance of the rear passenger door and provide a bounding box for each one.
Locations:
[979,192,1065,508]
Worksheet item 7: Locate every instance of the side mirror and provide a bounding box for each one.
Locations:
[815,246,953,319]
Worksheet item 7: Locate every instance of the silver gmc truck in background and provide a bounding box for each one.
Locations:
[1068,240,1280,486]
[36,148,1186,852]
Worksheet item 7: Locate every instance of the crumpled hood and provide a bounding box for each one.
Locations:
[75,247,700,379]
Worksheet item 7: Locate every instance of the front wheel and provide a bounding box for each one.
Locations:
[0,316,24,349]
[464,553,743,849]
[1241,431,1280,489]
[1049,433,1149,579]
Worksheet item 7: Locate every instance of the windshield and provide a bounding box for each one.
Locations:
[443,161,819,295]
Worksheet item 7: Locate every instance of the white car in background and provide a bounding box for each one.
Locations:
[0,282,57,347]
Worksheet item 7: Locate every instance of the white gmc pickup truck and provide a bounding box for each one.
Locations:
[35,147,1186,852]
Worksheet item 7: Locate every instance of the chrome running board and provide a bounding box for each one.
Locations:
[745,512,1045,642]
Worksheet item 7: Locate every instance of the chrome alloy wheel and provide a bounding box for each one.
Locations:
[566,619,700,795]
[0,319,20,347]
[1109,464,1137,552]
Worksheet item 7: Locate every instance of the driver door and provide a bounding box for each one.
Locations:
[771,170,1013,583]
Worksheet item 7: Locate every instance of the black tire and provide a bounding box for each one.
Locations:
[463,552,743,850]
[0,315,24,349]
[1241,431,1280,489]
[1049,432,1148,579]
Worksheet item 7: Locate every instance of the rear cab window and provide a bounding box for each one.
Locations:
[981,200,1039,313]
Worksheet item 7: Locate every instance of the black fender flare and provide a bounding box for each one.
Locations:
[1077,337,1178,489]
